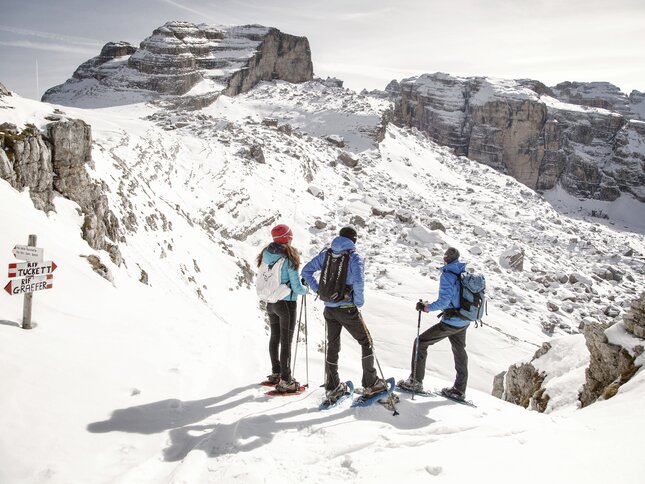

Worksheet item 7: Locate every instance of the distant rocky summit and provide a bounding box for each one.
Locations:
[0,81,9,96]
[42,21,313,108]
[390,73,645,202]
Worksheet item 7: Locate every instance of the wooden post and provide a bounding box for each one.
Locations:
[22,234,36,330]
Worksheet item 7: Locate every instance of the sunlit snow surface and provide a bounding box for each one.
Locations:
[1,82,644,483]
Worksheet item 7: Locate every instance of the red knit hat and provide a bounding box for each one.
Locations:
[271,224,292,244]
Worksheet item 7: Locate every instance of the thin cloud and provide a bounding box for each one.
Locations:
[0,40,98,55]
[159,0,219,22]
[0,25,102,47]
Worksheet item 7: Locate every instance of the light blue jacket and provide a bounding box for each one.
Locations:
[424,259,469,327]
[301,236,365,308]
[262,244,307,301]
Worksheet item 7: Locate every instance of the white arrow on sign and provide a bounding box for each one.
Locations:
[12,245,44,262]
[4,274,53,296]
[8,261,57,278]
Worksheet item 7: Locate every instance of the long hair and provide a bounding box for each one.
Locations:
[256,243,301,270]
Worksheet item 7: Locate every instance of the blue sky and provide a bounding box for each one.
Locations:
[1,0,644,100]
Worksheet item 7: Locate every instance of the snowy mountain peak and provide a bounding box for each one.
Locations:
[41,21,313,109]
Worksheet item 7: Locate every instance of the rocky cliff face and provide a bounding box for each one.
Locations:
[391,73,645,202]
[42,21,313,108]
[0,82,9,96]
[0,119,121,263]
[494,292,644,411]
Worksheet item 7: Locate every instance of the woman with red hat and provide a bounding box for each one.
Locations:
[255,224,307,393]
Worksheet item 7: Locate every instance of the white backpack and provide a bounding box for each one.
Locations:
[256,257,291,303]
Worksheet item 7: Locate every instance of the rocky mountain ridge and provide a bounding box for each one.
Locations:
[389,73,645,203]
[42,21,313,109]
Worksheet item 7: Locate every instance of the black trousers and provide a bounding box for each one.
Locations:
[411,321,469,393]
[323,306,378,390]
[267,300,297,380]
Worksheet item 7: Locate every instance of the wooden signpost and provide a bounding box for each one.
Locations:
[4,234,56,330]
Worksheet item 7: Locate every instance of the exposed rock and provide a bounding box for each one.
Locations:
[0,119,122,264]
[325,135,345,147]
[579,322,637,407]
[493,343,551,411]
[47,120,121,261]
[428,220,446,232]
[395,209,413,223]
[314,220,327,230]
[392,73,645,202]
[307,185,324,200]
[318,77,343,88]
[81,254,113,282]
[1,124,54,211]
[338,151,359,167]
[43,21,313,108]
[247,144,265,163]
[497,291,643,413]
[262,117,278,127]
[372,206,394,217]
[0,147,13,184]
[495,360,549,411]
[0,81,9,96]
[71,41,137,81]
[500,246,524,271]
[551,81,634,119]
[623,292,645,339]
[349,215,366,228]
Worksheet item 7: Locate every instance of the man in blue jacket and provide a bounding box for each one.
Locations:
[398,247,470,400]
[302,226,387,402]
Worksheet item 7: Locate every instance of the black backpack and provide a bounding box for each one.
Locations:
[317,248,353,303]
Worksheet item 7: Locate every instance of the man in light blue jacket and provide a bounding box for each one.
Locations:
[398,247,470,400]
[302,226,387,402]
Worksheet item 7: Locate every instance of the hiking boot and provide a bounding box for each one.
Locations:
[442,386,465,401]
[397,377,423,392]
[325,382,348,402]
[275,377,299,393]
[363,378,388,398]
[266,373,280,384]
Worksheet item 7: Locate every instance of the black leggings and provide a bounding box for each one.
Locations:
[267,300,297,380]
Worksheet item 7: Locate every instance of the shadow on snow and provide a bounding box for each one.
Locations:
[88,385,451,462]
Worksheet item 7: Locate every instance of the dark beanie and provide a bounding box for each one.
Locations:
[339,226,357,243]
[443,247,460,264]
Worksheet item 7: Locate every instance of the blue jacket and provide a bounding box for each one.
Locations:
[301,236,365,308]
[425,259,469,327]
[262,243,307,301]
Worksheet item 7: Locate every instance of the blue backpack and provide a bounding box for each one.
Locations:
[458,272,487,326]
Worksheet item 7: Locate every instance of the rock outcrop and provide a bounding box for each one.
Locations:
[0,120,121,263]
[42,21,313,108]
[391,73,645,202]
[494,292,644,411]
[623,292,645,338]
[492,343,550,411]
[578,322,637,407]
[0,81,9,96]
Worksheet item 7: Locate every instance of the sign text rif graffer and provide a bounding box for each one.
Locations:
[4,274,53,296]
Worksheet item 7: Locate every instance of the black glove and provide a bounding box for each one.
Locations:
[416,301,426,312]
[301,277,308,287]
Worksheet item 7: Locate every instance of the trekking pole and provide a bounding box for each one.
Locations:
[358,312,400,416]
[291,297,305,380]
[411,299,423,401]
[304,293,309,387]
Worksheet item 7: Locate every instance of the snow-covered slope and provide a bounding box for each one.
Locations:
[1,81,644,483]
